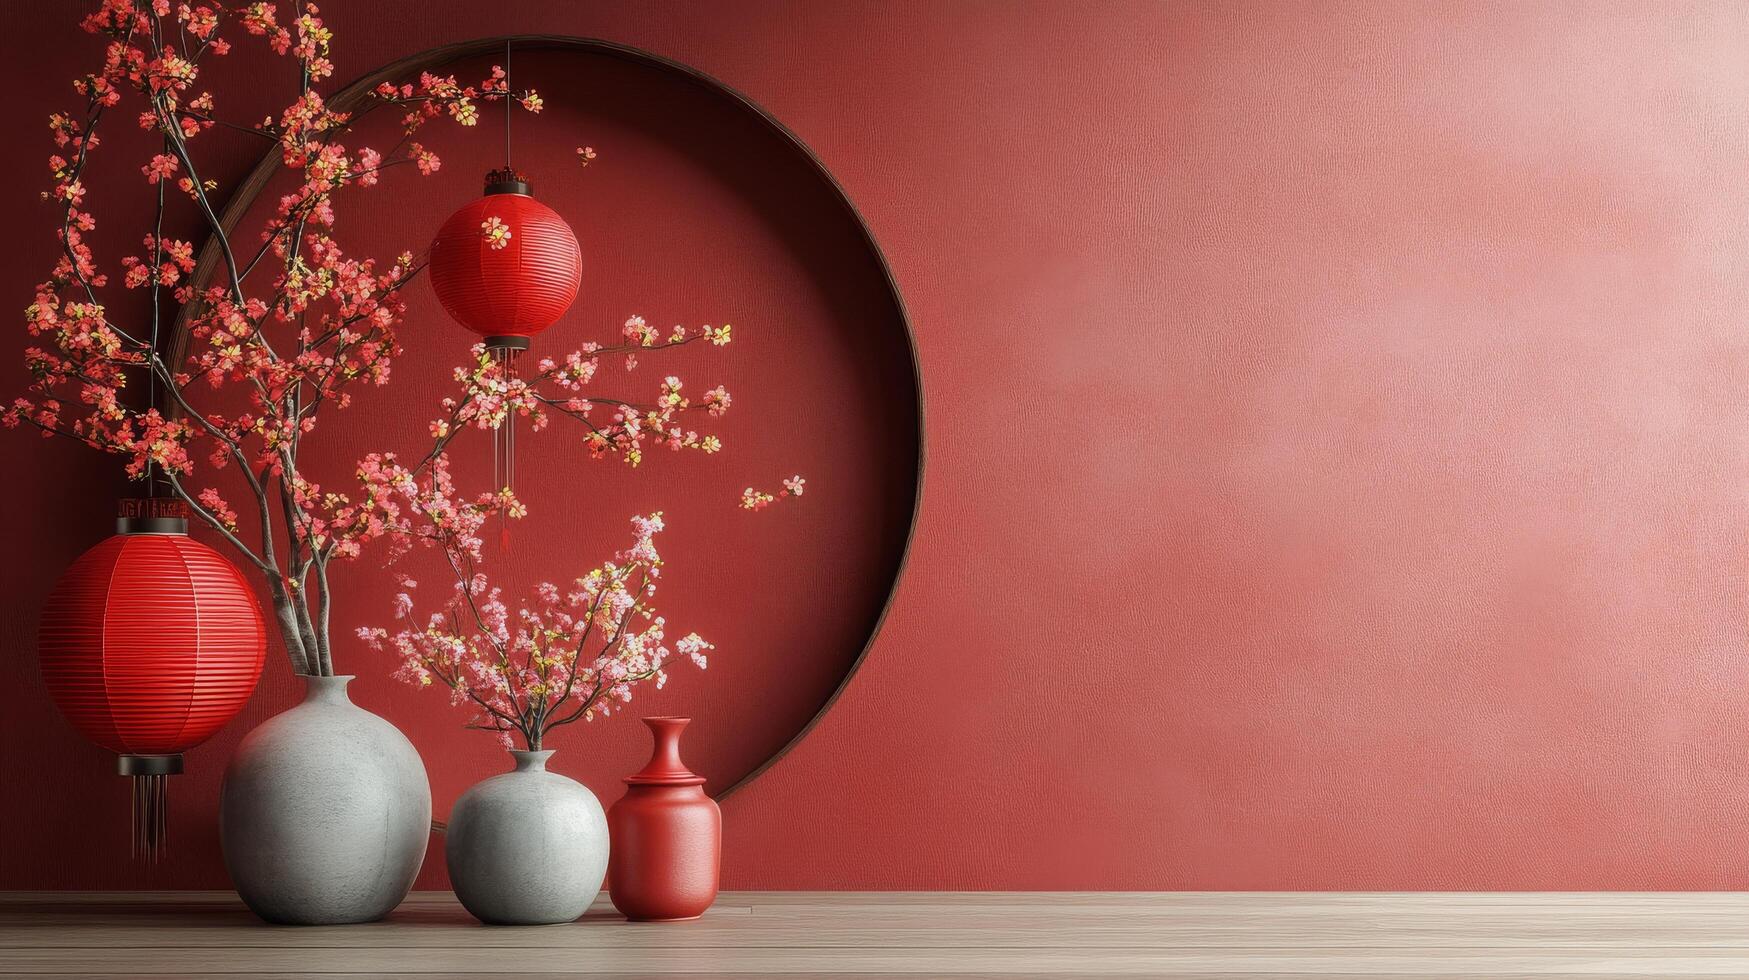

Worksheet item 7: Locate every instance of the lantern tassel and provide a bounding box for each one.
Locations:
[494,346,518,552]
[120,754,182,863]
[131,774,167,862]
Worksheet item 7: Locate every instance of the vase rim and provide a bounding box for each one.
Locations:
[299,674,355,702]
[508,748,556,773]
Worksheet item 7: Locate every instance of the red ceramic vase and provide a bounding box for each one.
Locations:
[607,717,722,921]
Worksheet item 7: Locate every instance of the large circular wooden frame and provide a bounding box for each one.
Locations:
[174,36,923,801]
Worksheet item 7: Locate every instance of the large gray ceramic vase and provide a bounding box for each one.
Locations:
[220,675,431,924]
[446,749,609,925]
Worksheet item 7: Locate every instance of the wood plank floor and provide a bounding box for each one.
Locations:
[6,892,1749,977]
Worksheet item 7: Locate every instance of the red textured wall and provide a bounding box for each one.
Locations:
[8,0,1749,890]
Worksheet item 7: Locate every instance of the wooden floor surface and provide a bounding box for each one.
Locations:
[5,891,1749,977]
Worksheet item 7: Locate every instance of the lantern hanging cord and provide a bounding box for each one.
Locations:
[504,40,512,170]
[145,135,168,497]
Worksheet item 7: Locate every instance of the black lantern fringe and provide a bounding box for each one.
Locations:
[120,754,182,863]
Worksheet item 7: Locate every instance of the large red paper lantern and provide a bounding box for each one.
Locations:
[39,499,266,859]
[427,170,582,352]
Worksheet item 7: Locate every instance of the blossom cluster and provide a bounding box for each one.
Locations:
[4,1,764,682]
[741,475,806,510]
[359,513,711,749]
[7,0,532,521]
[424,319,734,471]
[480,215,511,250]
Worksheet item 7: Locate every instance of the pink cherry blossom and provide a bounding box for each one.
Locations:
[6,1,792,681]
[741,475,808,510]
[363,514,709,750]
[480,215,512,250]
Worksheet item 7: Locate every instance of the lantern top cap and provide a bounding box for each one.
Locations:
[484,167,531,197]
[116,497,189,535]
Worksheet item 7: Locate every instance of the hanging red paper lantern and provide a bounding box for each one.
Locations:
[427,170,582,352]
[427,169,583,537]
[39,498,267,860]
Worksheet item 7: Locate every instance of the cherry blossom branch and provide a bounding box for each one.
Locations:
[362,513,711,752]
[155,469,272,572]
[14,2,779,686]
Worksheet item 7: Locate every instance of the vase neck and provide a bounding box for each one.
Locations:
[511,749,555,773]
[628,716,704,785]
[301,674,355,706]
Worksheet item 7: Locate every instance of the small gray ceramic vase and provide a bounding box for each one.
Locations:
[220,675,431,925]
[445,749,609,925]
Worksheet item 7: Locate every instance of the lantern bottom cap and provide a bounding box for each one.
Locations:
[118,754,184,777]
[483,335,532,351]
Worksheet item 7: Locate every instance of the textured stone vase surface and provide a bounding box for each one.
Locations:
[607,717,722,921]
[220,674,431,925]
[445,749,609,925]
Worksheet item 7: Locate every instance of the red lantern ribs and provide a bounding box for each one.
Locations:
[38,499,266,861]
